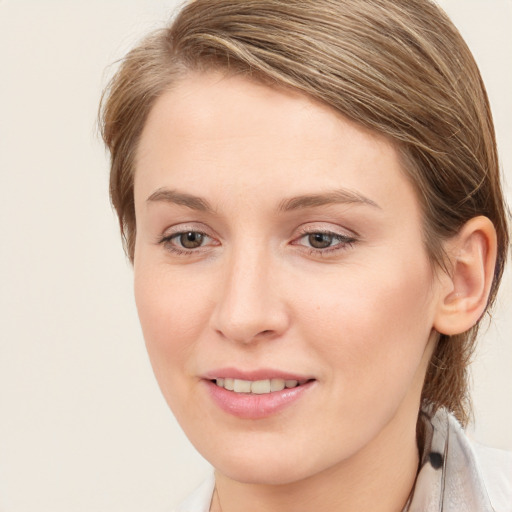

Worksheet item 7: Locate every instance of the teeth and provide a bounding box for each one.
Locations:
[251,380,271,394]
[234,379,251,393]
[214,378,303,394]
[270,378,285,392]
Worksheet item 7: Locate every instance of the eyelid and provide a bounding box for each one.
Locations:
[159,222,215,239]
[291,223,358,254]
[156,222,220,253]
[295,222,359,239]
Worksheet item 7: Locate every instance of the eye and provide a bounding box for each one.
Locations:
[158,229,217,254]
[306,232,338,249]
[176,231,206,249]
[292,228,357,255]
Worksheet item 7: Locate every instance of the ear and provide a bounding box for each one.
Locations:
[434,216,497,336]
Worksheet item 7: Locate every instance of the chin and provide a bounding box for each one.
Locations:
[202,432,352,487]
[215,456,315,486]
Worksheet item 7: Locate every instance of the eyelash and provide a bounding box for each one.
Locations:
[293,228,357,256]
[157,227,357,257]
[158,230,214,256]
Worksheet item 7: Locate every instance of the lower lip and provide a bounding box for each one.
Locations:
[204,380,315,420]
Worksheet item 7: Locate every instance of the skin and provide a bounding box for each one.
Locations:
[133,71,448,512]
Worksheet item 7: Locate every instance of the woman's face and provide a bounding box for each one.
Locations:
[133,72,442,484]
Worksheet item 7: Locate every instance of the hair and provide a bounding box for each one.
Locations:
[100,0,509,427]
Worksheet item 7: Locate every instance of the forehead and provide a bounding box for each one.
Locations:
[134,71,418,216]
[138,70,388,154]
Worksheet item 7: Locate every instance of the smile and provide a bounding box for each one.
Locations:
[213,378,306,394]
[205,376,316,419]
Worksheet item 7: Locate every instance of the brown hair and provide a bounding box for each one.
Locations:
[100,0,509,426]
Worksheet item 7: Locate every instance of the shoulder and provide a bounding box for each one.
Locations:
[444,410,512,512]
[172,472,215,512]
[412,407,512,511]
[472,441,512,512]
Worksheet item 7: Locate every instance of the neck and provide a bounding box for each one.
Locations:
[212,405,420,512]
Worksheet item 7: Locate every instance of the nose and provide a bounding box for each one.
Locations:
[210,247,290,344]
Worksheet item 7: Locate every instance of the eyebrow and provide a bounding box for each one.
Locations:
[146,188,216,213]
[278,189,380,212]
[146,187,380,214]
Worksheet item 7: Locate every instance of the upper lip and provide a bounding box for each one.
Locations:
[202,367,315,381]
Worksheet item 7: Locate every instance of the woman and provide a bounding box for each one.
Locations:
[100,0,511,510]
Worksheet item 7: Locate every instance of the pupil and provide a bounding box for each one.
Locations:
[180,232,203,249]
[309,233,333,249]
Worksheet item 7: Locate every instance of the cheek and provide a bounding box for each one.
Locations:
[133,265,210,389]
[294,256,435,390]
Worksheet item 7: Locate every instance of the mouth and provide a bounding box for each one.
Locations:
[211,377,313,394]
[202,369,316,418]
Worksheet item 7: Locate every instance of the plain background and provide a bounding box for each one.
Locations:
[0,1,510,511]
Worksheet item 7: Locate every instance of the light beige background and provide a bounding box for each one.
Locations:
[0,1,510,511]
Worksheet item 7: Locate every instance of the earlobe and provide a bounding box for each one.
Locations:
[434,216,497,336]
